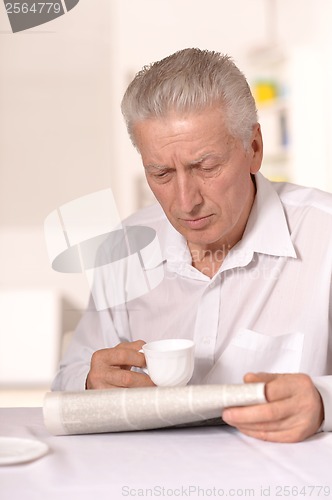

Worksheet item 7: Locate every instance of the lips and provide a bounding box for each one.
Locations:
[180,215,213,230]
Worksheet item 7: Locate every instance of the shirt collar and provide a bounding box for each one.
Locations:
[241,173,296,257]
[221,173,297,271]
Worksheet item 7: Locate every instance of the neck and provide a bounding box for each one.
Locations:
[190,247,227,278]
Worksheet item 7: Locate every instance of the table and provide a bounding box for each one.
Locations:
[1,408,332,500]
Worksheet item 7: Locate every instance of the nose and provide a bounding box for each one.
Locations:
[175,171,203,214]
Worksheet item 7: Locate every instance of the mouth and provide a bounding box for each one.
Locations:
[180,214,213,230]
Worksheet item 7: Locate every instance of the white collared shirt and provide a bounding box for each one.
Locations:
[52,173,332,431]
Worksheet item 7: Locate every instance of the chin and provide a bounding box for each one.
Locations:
[185,231,220,247]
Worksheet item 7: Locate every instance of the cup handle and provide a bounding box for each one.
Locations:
[138,349,149,374]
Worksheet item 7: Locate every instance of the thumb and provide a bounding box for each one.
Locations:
[243,372,277,384]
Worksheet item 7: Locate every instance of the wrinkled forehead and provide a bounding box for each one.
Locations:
[131,106,231,147]
[131,108,238,167]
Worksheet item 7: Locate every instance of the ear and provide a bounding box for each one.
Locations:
[249,123,263,175]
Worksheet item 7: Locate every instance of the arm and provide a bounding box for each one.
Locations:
[222,372,325,442]
[51,296,153,391]
[312,375,332,431]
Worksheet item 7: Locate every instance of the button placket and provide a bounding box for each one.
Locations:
[191,276,221,383]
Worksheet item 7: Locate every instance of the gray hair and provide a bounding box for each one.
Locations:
[121,48,258,148]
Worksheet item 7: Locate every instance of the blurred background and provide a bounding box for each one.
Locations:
[1,0,332,406]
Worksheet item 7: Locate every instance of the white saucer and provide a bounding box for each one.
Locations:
[0,437,49,465]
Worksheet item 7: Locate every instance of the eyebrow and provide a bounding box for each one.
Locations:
[190,153,220,165]
[144,163,169,171]
[145,153,223,171]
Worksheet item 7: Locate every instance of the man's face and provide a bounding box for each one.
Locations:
[133,107,263,255]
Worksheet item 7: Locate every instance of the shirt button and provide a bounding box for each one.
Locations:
[203,337,211,345]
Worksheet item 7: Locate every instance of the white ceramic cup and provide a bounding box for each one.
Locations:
[141,339,195,387]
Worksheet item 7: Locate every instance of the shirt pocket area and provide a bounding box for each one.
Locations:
[206,329,304,384]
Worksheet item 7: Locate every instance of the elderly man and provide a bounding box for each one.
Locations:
[52,48,332,443]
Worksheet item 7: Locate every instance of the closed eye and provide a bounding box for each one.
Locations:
[145,166,174,183]
[194,163,223,177]
[191,152,229,177]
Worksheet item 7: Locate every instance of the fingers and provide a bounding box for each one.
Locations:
[223,399,288,427]
[244,372,311,402]
[97,366,155,389]
[232,426,299,443]
[97,340,147,370]
[243,372,274,384]
[86,339,155,390]
[222,373,324,443]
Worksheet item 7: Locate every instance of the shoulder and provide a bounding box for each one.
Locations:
[272,180,332,217]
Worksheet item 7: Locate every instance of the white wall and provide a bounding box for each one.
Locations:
[0,0,113,385]
[1,0,332,387]
[108,0,332,217]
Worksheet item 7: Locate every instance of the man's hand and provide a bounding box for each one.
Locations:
[86,340,155,390]
[222,373,324,443]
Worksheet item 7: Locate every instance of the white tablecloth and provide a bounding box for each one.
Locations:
[0,408,331,500]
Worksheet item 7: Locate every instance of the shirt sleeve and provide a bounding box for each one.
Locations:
[51,296,121,391]
[312,376,332,432]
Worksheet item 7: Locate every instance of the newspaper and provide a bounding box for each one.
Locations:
[43,383,266,436]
